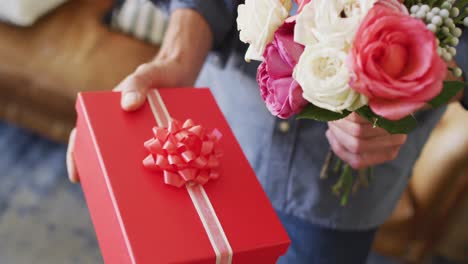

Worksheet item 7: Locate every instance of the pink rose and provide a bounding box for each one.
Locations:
[348,0,447,120]
[377,0,409,14]
[257,21,307,119]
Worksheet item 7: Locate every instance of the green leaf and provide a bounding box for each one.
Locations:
[355,106,418,135]
[297,104,351,122]
[455,0,468,9]
[429,81,466,108]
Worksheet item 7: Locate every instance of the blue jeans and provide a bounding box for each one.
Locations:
[276,211,377,264]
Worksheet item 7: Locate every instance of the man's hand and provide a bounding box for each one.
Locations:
[115,60,186,111]
[66,9,214,183]
[66,61,180,183]
[326,113,407,169]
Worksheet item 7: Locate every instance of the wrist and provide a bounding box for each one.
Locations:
[153,48,193,86]
[144,9,212,87]
[131,8,213,88]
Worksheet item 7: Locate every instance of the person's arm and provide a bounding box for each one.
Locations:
[116,8,214,111]
[167,0,239,49]
[155,9,214,85]
[149,0,238,54]
[67,8,215,183]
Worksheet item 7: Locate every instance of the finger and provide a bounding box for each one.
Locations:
[114,63,160,111]
[327,129,402,169]
[66,128,80,183]
[328,124,407,154]
[121,90,147,111]
[329,119,387,139]
[113,74,150,111]
[346,112,370,124]
[359,146,401,168]
[326,129,360,167]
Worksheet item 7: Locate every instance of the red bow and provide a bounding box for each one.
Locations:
[143,119,223,188]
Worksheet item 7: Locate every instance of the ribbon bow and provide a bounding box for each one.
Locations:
[143,119,223,188]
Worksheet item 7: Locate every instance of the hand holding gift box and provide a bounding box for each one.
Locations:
[73,88,290,263]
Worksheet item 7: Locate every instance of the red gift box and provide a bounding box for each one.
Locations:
[74,88,290,263]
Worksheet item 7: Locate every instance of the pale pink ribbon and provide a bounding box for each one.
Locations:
[146,89,233,264]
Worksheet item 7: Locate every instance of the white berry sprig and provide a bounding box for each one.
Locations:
[408,0,467,77]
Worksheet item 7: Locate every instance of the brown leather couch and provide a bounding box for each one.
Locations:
[0,0,158,142]
[1,1,467,263]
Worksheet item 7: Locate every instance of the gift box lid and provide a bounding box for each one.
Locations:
[74,88,290,263]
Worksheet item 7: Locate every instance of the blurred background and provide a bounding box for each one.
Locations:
[0,0,467,263]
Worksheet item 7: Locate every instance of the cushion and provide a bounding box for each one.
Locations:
[106,0,167,45]
[0,0,68,26]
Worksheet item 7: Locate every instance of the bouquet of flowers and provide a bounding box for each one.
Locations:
[237,0,468,205]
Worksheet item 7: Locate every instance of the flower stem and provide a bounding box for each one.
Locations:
[332,169,345,196]
[320,150,333,179]
[358,169,369,188]
[340,165,353,206]
[322,150,375,205]
[333,157,342,174]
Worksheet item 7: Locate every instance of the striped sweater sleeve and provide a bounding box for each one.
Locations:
[150,0,238,50]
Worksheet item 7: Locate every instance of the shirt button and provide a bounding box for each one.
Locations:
[278,121,290,133]
[211,55,221,66]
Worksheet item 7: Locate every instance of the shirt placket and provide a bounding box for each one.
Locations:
[266,117,299,210]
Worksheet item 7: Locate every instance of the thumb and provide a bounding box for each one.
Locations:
[121,90,147,111]
[114,65,155,111]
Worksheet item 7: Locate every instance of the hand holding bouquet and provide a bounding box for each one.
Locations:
[237,0,467,205]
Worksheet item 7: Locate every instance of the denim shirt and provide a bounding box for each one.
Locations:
[152,0,467,230]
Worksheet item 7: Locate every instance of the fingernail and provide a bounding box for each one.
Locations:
[122,92,139,109]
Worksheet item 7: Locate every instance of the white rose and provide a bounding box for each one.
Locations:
[293,43,368,112]
[237,0,292,62]
[294,0,377,46]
